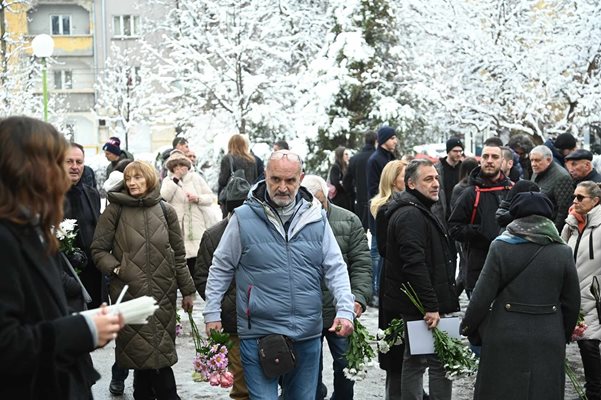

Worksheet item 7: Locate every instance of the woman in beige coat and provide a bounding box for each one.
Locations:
[562,181,601,400]
[92,160,196,400]
[161,151,218,276]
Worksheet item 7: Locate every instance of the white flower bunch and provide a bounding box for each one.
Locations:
[55,219,79,254]
[343,319,376,382]
[377,319,405,354]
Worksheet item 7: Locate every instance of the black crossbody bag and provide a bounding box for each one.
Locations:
[258,334,297,378]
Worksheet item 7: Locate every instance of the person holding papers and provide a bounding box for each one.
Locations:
[0,116,123,399]
[92,160,196,399]
[461,192,580,399]
[381,159,460,400]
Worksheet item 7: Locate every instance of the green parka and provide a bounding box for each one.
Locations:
[322,203,372,327]
[91,185,195,369]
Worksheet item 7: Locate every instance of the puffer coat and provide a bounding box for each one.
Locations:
[161,171,219,259]
[562,204,601,340]
[91,185,196,369]
[321,203,372,327]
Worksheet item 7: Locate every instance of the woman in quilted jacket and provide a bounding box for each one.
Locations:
[92,160,196,400]
[161,151,219,277]
[562,181,601,400]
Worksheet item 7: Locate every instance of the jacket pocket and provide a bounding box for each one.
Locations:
[504,302,558,315]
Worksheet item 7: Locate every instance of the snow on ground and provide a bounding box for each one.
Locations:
[91,291,585,399]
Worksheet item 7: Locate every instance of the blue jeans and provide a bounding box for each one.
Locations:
[316,330,353,399]
[241,337,321,399]
[369,217,381,296]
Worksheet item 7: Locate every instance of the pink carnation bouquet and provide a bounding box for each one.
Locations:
[188,312,234,388]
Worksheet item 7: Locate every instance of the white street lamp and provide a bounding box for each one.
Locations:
[31,34,55,121]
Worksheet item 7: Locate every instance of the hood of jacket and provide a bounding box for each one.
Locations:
[385,191,443,231]
[107,184,162,208]
[467,166,512,189]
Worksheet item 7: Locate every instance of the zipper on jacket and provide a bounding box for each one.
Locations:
[246,285,253,329]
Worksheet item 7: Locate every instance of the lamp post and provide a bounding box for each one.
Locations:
[31,34,54,122]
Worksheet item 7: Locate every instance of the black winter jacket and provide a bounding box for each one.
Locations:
[448,168,512,289]
[194,218,238,333]
[382,191,459,320]
[343,143,375,229]
[367,147,395,199]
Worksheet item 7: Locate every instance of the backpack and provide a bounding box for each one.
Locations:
[469,184,513,224]
[218,155,242,205]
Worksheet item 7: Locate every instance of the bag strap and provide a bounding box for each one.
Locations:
[228,155,235,177]
[114,200,169,231]
[60,252,93,305]
[470,185,513,224]
[497,245,545,295]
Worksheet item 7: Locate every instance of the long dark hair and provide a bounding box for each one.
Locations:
[0,116,71,253]
[459,157,479,184]
[334,146,348,174]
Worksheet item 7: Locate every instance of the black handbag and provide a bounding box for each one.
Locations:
[258,334,296,378]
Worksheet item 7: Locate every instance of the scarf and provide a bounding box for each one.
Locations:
[497,215,564,245]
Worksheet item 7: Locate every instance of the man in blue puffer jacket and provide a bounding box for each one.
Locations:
[204,150,355,399]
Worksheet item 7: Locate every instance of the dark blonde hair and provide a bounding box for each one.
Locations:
[228,134,254,163]
[123,161,159,195]
[0,116,71,253]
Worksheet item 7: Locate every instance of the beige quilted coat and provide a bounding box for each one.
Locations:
[91,185,195,369]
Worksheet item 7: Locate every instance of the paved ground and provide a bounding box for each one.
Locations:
[90,292,586,399]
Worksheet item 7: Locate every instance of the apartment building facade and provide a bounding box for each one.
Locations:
[14,0,174,155]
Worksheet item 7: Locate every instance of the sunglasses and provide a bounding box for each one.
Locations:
[572,194,592,202]
[269,151,303,164]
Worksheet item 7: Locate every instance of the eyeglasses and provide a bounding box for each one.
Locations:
[269,151,303,164]
[572,194,592,202]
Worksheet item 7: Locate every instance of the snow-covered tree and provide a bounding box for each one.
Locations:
[298,0,432,173]
[394,0,601,147]
[94,44,159,150]
[145,0,331,144]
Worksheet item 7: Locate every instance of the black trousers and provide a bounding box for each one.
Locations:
[578,339,601,400]
[133,367,180,400]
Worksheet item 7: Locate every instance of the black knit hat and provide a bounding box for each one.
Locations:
[446,137,464,153]
[554,133,577,150]
[509,192,553,220]
[377,126,396,145]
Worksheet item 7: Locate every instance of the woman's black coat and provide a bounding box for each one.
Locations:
[0,219,97,399]
[461,240,580,400]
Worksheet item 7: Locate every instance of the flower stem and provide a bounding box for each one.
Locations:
[565,359,588,400]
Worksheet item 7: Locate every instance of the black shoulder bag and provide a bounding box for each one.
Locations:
[218,155,235,205]
[258,334,296,378]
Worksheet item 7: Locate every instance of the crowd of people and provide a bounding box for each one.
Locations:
[2,115,601,400]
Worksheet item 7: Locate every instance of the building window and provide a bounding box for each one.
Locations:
[53,70,73,89]
[50,15,71,35]
[113,15,140,37]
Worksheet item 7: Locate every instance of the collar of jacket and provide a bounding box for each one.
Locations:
[468,166,512,188]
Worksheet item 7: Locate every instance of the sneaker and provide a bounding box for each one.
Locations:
[109,379,125,396]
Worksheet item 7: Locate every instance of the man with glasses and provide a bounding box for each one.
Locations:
[433,137,464,225]
[203,150,355,399]
[529,145,574,232]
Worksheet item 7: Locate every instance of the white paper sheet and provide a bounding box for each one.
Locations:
[406,317,461,355]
